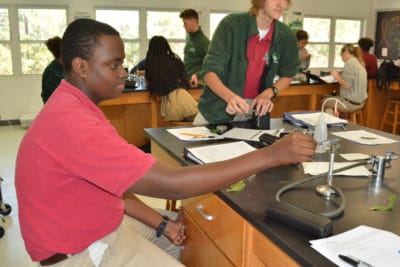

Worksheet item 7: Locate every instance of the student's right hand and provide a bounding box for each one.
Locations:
[268,132,316,165]
[225,94,250,115]
[164,209,186,245]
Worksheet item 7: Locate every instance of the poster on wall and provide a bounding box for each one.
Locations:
[374,10,400,59]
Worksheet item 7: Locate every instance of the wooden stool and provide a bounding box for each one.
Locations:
[380,100,400,134]
[341,108,364,125]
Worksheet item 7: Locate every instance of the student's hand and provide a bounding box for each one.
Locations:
[268,132,316,165]
[331,70,340,79]
[225,94,249,115]
[190,74,198,87]
[164,209,186,245]
[251,95,274,115]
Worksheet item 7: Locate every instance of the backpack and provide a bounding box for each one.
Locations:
[376,59,400,90]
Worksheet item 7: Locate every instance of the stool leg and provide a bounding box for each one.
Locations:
[394,103,399,134]
[381,102,390,131]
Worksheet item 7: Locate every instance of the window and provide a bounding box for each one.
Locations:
[0,8,12,75]
[18,8,67,74]
[96,9,140,71]
[210,12,229,38]
[303,16,362,70]
[147,11,186,58]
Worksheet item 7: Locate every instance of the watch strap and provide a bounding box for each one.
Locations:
[156,216,169,238]
[271,86,278,99]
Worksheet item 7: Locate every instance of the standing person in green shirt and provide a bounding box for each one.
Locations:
[179,9,210,88]
[41,36,65,104]
[194,0,300,125]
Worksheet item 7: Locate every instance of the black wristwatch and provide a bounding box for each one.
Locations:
[270,86,279,99]
[156,216,169,238]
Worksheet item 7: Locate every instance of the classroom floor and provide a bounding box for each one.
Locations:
[0,125,166,266]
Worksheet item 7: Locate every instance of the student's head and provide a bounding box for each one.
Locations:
[340,43,364,65]
[147,36,174,58]
[358,37,374,52]
[249,0,292,17]
[45,36,62,59]
[179,9,200,33]
[61,19,127,103]
[296,30,309,49]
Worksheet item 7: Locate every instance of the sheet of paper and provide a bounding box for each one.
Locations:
[221,128,284,141]
[302,162,370,176]
[167,127,223,141]
[332,130,398,145]
[319,75,337,84]
[290,112,347,127]
[185,141,256,164]
[340,153,370,161]
[310,225,400,267]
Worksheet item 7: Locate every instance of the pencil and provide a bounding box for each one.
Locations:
[179,132,206,137]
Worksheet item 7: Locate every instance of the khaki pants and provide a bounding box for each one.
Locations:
[49,212,183,267]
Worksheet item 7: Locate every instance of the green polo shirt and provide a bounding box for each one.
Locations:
[198,12,300,124]
[183,27,210,78]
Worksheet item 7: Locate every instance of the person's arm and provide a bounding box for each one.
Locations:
[331,70,351,90]
[251,76,293,116]
[204,72,250,114]
[126,132,316,200]
[123,194,185,245]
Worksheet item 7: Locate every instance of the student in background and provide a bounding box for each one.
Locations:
[179,9,210,87]
[145,36,198,122]
[130,58,146,75]
[41,36,64,103]
[194,0,300,125]
[324,44,367,115]
[296,30,311,70]
[15,18,316,267]
[358,37,378,78]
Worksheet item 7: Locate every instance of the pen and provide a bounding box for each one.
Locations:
[338,254,374,267]
[250,130,262,139]
[179,132,215,138]
[360,136,376,140]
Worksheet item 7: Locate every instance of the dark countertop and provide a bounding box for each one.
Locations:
[144,120,400,266]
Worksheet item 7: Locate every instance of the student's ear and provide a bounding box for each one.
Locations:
[71,57,88,79]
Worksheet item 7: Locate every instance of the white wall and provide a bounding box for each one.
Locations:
[0,0,396,120]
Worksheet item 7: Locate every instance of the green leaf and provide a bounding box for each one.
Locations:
[226,180,246,193]
[369,194,396,211]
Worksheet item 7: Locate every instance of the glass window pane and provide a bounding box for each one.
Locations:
[303,17,330,43]
[169,42,185,60]
[124,42,140,71]
[18,8,66,40]
[210,13,228,38]
[334,44,345,68]
[147,11,185,39]
[335,19,361,43]
[0,43,12,74]
[307,44,330,68]
[96,10,139,39]
[20,43,52,74]
[0,8,10,40]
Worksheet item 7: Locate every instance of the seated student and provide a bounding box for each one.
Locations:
[15,18,316,267]
[296,30,311,71]
[130,58,146,75]
[358,37,378,78]
[145,36,198,122]
[323,44,367,116]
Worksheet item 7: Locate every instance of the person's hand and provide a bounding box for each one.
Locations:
[251,95,274,116]
[190,74,198,87]
[164,209,186,246]
[268,132,316,165]
[225,94,250,115]
[331,70,340,79]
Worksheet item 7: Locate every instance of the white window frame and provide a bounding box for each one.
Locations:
[0,6,12,76]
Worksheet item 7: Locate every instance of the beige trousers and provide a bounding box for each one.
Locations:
[48,212,183,267]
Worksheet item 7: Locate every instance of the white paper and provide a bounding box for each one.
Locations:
[319,75,337,84]
[167,127,223,141]
[221,128,284,141]
[185,141,256,164]
[332,130,398,145]
[340,153,370,161]
[302,162,370,176]
[310,225,400,267]
[291,112,348,127]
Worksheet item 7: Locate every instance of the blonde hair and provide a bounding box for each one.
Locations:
[341,44,364,66]
[249,0,292,16]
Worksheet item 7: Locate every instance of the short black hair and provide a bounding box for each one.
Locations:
[179,9,199,21]
[45,36,62,59]
[358,37,374,51]
[296,30,309,41]
[61,18,120,74]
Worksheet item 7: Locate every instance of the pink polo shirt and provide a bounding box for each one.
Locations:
[243,21,275,98]
[15,80,156,261]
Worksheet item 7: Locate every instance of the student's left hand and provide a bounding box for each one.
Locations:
[251,95,274,116]
[164,208,186,245]
[190,74,198,87]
